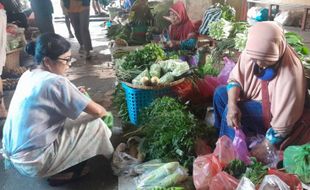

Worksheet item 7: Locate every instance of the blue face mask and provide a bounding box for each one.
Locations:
[253,63,278,81]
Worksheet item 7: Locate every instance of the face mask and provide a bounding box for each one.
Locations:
[253,63,277,81]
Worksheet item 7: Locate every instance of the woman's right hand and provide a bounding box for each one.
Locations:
[226,103,241,128]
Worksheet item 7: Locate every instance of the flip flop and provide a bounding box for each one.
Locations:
[47,166,90,186]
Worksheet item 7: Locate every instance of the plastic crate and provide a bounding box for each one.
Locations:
[121,82,173,125]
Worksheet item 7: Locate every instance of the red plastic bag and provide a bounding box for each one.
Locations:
[233,128,252,165]
[210,171,239,190]
[214,136,236,167]
[193,154,222,190]
[268,169,303,190]
[198,57,235,98]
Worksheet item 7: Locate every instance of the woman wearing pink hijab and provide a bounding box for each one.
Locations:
[163,1,197,50]
[213,22,309,162]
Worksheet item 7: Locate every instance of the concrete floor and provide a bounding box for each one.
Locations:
[0,17,121,190]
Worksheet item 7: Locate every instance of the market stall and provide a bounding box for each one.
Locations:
[3,23,27,90]
[110,1,310,189]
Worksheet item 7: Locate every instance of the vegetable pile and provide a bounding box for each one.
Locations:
[132,60,190,86]
[115,43,165,82]
[139,97,205,169]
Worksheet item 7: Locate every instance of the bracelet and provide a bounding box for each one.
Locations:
[226,82,241,91]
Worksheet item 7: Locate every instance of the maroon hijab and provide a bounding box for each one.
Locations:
[169,1,197,41]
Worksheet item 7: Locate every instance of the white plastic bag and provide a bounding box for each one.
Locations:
[258,175,290,190]
[111,137,144,176]
[236,177,255,190]
[135,162,188,189]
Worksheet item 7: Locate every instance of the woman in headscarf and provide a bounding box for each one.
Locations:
[213,22,309,163]
[1,33,114,186]
[163,1,197,50]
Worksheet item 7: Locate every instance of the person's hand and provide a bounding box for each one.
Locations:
[250,138,278,166]
[226,104,241,128]
[78,86,87,94]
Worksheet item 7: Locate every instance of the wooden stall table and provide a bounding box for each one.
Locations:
[5,47,23,70]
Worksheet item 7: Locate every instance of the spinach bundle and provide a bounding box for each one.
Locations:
[113,84,130,123]
[139,97,205,169]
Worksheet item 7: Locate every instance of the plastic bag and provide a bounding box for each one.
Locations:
[268,169,303,190]
[159,72,174,84]
[258,175,290,190]
[193,154,222,190]
[274,10,303,26]
[198,57,235,98]
[150,64,161,78]
[171,61,190,77]
[102,111,114,129]
[209,171,239,190]
[214,136,236,167]
[112,137,144,176]
[283,144,310,184]
[135,162,188,189]
[236,177,255,190]
[233,128,251,165]
[133,159,163,175]
[250,138,278,168]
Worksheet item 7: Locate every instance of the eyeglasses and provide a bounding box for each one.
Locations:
[57,57,76,66]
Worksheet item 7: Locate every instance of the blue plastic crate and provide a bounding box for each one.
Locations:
[121,82,173,125]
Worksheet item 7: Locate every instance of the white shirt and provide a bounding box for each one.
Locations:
[2,68,90,156]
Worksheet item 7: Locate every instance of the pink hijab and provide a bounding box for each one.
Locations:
[229,21,307,136]
[168,1,197,41]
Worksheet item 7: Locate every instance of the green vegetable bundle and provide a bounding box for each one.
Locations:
[139,97,205,169]
[113,83,130,123]
[149,0,173,34]
[244,158,268,185]
[209,18,234,41]
[115,43,165,82]
[285,32,309,60]
[224,160,247,179]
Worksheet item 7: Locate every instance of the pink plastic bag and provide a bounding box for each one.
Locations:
[193,154,222,190]
[210,171,239,190]
[233,128,252,165]
[198,57,236,98]
[214,136,236,167]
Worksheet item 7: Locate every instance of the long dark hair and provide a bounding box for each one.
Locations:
[25,33,71,65]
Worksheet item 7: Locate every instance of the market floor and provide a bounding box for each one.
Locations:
[0,18,121,190]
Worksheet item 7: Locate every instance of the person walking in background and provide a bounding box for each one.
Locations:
[60,0,74,38]
[29,0,54,34]
[0,0,28,28]
[63,0,93,59]
[92,0,102,15]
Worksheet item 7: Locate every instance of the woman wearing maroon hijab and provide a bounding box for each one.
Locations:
[164,1,197,50]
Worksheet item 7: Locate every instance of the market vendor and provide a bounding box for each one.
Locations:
[213,22,309,154]
[0,33,114,186]
[163,1,197,50]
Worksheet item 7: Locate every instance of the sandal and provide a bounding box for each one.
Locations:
[47,165,90,186]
